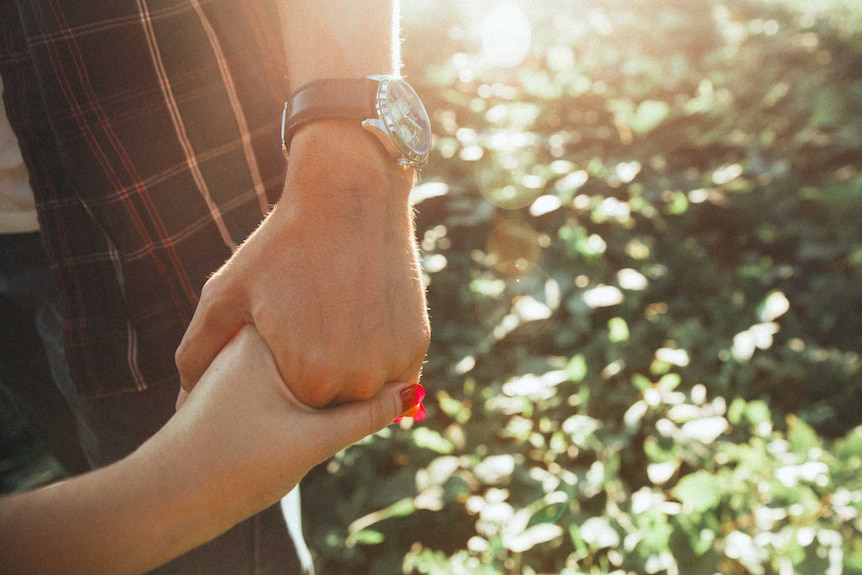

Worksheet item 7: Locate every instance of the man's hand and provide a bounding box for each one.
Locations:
[175,121,430,407]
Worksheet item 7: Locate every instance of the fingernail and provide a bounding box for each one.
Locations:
[399,384,424,412]
[393,402,426,424]
[395,384,427,423]
[413,403,427,422]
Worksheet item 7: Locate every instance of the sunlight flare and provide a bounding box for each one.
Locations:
[480,2,532,68]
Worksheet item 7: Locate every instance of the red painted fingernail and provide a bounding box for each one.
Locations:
[394,385,428,423]
[392,403,426,423]
[413,403,427,422]
[399,384,423,412]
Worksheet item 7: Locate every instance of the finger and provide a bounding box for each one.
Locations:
[175,286,248,392]
[175,325,263,412]
[316,382,421,453]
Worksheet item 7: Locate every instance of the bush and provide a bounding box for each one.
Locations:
[302,1,862,573]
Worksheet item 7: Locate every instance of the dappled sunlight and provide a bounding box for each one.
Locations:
[472,262,560,341]
[616,267,648,290]
[581,284,623,309]
[306,1,862,573]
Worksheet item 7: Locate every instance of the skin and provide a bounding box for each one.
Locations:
[174,0,431,408]
[0,3,429,572]
[0,326,416,575]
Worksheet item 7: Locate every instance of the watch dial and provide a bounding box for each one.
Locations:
[381,79,432,161]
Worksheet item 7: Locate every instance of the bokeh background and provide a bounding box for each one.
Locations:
[301,1,862,573]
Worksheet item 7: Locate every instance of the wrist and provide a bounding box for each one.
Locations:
[282,120,415,207]
[115,431,236,565]
[282,76,431,172]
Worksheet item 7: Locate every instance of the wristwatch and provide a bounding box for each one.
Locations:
[281,75,432,169]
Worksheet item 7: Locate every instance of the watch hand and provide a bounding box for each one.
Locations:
[401,128,420,147]
[395,99,411,116]
[401,113,423,131]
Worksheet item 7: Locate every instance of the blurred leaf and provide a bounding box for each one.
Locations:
[745,400,773,428]
[678,416,728,444]
[644,436,676,464]
[758,290,791,322]
[437,390,471,424]
[505,523,564,553]
[526,492,569,527]
[562,414,601,447]
[576,517,621,550]
[667,191,689,215]
[412,427,455,454]
[347,529,385,547]
[474,454,516,484]
[673,471,723,513]
[833,426,862,462]
[565,354,588,382]
[347,497,416,544]
[727,397,747,426]
[610,99,672,134]
[632,374,652,392]
[786,414,820,453]
[658,373,682,392]
[608,317,630,342]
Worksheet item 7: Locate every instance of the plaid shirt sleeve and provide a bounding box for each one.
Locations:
[0,0,290,397]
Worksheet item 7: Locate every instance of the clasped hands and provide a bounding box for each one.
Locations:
[175,119,430,418]
[0,121,431,575]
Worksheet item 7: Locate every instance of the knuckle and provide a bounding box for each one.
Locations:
[198,275,229,311]
[174,341,191,371]
[351,374,381,401]
[411,323,431,362]
[174,334,199,377]
[293,362,342,408]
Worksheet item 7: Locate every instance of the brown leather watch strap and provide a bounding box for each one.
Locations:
[282,77,379,154]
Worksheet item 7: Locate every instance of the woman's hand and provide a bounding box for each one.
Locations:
[170,325,422,516]
[0,325,422,575]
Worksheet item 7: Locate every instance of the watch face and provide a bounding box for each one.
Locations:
[378,78,432,165]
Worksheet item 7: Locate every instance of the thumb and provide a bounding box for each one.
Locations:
[315,382,424,453]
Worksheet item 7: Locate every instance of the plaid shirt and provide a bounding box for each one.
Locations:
[1,0,289,397]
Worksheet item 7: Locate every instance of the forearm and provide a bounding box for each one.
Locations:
[277,0,412,191]
[0,332,290,574]
[0,439,227,574]
[279,0,400,87]
[277,0,411,192]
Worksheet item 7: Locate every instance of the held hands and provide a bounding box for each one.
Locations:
[0,326,422,575]
[168,326,423,522]
[175,120,430,409]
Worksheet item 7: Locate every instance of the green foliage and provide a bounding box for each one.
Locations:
[302,1,862,573]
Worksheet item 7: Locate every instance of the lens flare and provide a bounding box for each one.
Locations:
[486,219,541,275]
[473,263,560,342]
[478,145,545,210]
[480,3,532,68]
